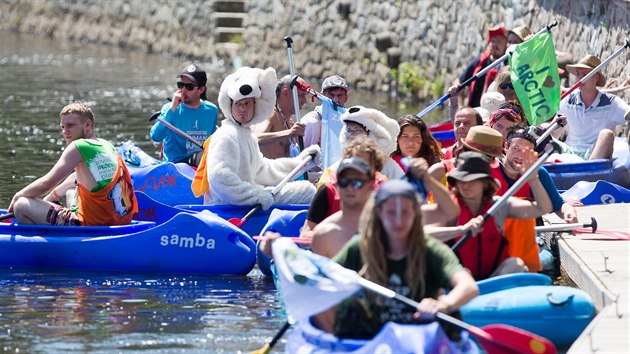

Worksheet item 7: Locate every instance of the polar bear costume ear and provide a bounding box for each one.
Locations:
[339,105,400,155]
[218,67,277,127]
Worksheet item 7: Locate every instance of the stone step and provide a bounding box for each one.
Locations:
[215,27,245,43]
[212,12,246,28]
[214,0,245,13]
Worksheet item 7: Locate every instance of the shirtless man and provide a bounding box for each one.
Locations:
[253,75,307,159]
[309,157,375,258]
[8,102,137,226]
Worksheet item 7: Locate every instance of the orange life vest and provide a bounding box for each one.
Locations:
[76,155,138,226]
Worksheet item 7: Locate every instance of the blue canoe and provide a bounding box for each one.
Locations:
[135,191,309,238]
[560,180,630,205]
[546,137,630,190]
[0,211,256,275]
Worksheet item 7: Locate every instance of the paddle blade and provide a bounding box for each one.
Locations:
[0,213,15,222]
[228,217,244,228]
[478,324,557,354]
[249,343,270,354]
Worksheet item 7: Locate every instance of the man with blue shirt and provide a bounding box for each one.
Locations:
[500,125,578,223]
[150,63,218,166]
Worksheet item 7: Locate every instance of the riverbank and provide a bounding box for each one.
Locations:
[1,0,628,101]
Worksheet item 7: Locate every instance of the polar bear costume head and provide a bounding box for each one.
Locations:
[339,105,400,156]
[218,67,277,128]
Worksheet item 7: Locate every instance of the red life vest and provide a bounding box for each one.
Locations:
[467,50,498,107]
[453,197,509,280]
[493,161,532,199]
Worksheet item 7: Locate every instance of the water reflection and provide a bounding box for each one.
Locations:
[0,270,282,352]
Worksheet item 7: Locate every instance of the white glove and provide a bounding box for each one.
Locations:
[299,144,321,170]
[257,188,275,211]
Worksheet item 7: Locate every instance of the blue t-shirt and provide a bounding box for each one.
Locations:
[149,100,218,163]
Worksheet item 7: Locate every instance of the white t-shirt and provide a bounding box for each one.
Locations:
[558,90,630,153]
[301,105,322,148]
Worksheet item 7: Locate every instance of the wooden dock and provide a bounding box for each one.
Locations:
[541,203,629,353]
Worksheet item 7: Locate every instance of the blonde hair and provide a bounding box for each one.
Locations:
[343,135,386,172]
[60,102,95,124]
[358,194,427,299]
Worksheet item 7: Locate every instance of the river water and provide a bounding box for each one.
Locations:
[0,31,447,353]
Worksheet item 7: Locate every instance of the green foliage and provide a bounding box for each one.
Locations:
[391,62,445,99]
[227,34,243,44]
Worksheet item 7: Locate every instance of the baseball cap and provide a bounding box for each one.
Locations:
[178,64,207,86]
[322,75,350,91]
[374,180,419,206]
[487,26,507,43]
[337,157,372,179]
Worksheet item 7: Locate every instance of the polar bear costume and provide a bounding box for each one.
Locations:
[339,106,404,179]
[204,67,319,209]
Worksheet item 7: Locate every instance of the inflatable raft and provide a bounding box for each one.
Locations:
[0,211,256,275]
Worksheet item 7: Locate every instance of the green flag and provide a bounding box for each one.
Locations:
[509,31,560,126]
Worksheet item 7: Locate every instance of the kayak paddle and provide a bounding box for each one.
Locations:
[535,217,597,233]
[250,321,291,354]
[0,213,15,222]
[148,111,203,149]
[228,154,314,228]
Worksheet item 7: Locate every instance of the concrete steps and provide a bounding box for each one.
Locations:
[213,1,246,44]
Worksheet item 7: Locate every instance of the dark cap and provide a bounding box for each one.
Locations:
[447,151,499,186]
[375,180,418,206]
[337,157,372,179]
[178,64,207,86]
[322,75,350,91]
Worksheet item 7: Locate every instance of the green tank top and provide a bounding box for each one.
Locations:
[74,138,119,192]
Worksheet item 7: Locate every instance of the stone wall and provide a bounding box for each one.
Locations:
[1,0,628,100]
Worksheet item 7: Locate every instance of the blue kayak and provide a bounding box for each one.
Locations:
[135,191,309,237]
[286,320,478,354]
[0,211,256,275]
[546,137,630,190]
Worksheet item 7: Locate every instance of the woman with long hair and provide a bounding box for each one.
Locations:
[329,180,478,338]
[391,115,443,170]
[427,151,552,280]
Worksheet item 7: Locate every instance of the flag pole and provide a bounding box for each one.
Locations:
[416,20,558,119]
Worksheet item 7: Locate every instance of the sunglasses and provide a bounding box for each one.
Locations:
[499,82,514,90]
[338,177,368,190]
[499,103,523,115]
[177,82,198,91]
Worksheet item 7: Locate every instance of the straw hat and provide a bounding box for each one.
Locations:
[566,55,606,87]
[461,125,504,158]
[507,25,532,43]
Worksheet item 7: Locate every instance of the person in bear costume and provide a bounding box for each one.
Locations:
[203,67,320,208]
[339,106,404,180]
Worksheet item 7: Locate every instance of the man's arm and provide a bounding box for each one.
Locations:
[254,117,305,147]
[9,145,82,210]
